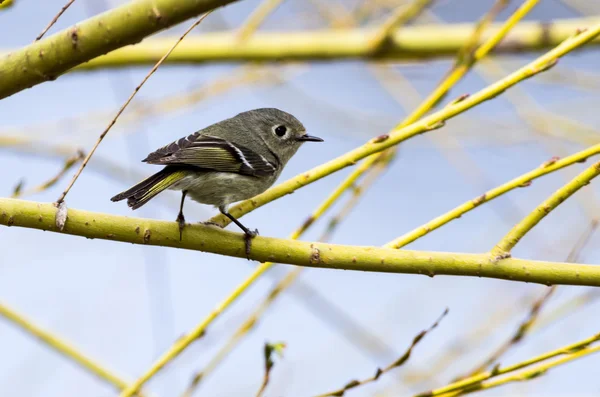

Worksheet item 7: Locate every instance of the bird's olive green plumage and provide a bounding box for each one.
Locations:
[111,108,323,242]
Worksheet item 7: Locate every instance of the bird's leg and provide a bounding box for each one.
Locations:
[176,190,188,241]
[219,205,258,259]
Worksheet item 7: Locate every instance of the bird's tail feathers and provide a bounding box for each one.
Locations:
[110,168,188,210]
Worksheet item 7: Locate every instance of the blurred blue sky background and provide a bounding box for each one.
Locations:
[1,0,600,396]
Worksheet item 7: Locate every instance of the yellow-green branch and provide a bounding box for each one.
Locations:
[11,17,596,70]
[0,0,238,99]
[2,198,600,287]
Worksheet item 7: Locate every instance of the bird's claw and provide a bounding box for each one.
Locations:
[244,229,259,259]
[176,213,185,241]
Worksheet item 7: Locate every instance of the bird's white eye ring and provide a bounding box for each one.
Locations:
[274,125,287,137]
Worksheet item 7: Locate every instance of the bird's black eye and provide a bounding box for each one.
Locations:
[274,125,287,137]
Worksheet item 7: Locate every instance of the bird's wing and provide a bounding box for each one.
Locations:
[142,133,278,177]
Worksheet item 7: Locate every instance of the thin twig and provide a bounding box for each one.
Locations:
[55,11,213,207]
[314,309,448,397]
[401,292,537,387]
[460,287,556,379]
[35,0,76,41]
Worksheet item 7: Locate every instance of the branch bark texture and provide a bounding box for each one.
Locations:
[1,198,600,287]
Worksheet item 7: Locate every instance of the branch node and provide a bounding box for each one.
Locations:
[372,134,389,143]
[491,250,512,263]
[310,246,321,264]
[69,26,79,50]
[143,229,151,243]
[540,156,560,168]
[426,120,446,131]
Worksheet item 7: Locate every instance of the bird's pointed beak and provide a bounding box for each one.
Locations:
[297,134,324,142]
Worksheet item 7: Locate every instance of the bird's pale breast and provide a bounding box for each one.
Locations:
[171,171,277,207]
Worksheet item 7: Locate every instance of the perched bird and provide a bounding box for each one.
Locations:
[111,108,323,253]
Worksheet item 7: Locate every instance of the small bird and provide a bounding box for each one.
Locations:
[111,108,323,253]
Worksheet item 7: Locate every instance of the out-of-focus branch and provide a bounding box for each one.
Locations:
[11,151,84,198]
[3,65,291,142]
[307,0,356,29]
[560,0,599,15]
[0,302,137,393]
[502,60,600,93]
[0,0,14,9]
[14,17,598,70]
[368,0,434,50]
[0,135,179,207]
[237,0,285,41]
